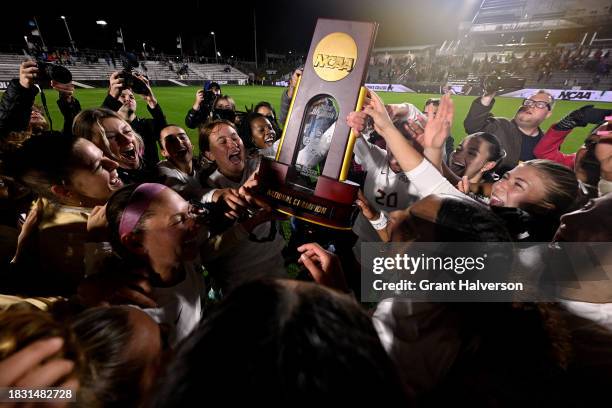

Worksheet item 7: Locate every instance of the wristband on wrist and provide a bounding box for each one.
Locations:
[369,211,388,231]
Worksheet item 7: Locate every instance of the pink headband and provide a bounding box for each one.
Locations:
[119,183,168,237]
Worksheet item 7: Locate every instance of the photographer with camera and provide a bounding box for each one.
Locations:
[102,71,167,169]
[464,79,554,172]
[185,82,219,129]
[0,60,40,139]
[0,60,79,142]
[185,82,238,129]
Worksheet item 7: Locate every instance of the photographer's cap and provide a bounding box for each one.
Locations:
[206,81,221,92]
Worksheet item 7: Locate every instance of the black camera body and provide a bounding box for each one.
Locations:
[484,74,505,93]
[482,73,526,95]
[203,89,217,110]
[200,81,221,114]
[36,60,72,84]
[119,53,149,95]
[118,70,149,95]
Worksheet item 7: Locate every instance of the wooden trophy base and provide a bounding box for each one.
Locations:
[257,157,359,230]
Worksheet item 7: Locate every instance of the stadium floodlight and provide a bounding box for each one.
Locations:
[96,20,107,26]
[61,16,77,52]
[211,32,218,63]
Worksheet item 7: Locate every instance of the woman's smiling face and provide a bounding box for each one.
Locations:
[67,139,123,206]
[205,123,245,180]
[490,165,549,209]
[99,117,140,169]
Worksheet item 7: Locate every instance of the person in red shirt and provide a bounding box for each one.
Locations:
[534,107,612,195]
[534,106,610,167]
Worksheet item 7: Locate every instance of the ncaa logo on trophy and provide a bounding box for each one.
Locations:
[257,18,378,229]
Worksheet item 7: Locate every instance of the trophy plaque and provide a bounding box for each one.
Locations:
[257,18,378,229]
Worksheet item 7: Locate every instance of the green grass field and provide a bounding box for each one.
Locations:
[32,85,612,155]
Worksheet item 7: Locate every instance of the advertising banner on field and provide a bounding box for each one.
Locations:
[365,83,415,93]
[501,88,612,102]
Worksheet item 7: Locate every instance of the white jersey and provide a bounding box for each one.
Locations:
[204,157,287,292]
[141,261,205,347]
[157,159,211,201]
[352,137,421,258]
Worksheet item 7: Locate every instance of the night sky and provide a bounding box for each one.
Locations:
[3,1,481,59]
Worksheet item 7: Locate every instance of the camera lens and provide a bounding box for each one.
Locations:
[48,65,72,84]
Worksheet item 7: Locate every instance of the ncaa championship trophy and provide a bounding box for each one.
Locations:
[257,18,378,229]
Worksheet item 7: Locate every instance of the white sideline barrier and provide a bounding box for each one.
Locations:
[168,79,187,86]
[501,88,612,102]
[72,81,94,89]
[273,82,415,93]
[365,83,415,93]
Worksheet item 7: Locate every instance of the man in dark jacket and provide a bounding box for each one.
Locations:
[102,71,167,168]
[0,59,80,140]
[0,60,45,139]
[464,88,554,172]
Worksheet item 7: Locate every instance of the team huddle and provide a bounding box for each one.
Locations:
[0,59,611,406]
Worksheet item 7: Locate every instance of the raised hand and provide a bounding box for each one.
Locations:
[557,106,612,131]
[297,242,348,292]
[19,60,39,89]
[193,90,205,110]
[346,110,369,136]
[51,80,75,102]
[108,71,124,98]
[135,74,156,106]
[421,93,453,150]
[362,90,394,135]
[355,190,378,221]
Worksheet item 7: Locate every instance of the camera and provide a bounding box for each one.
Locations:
[483,74,505,93]
[35,60,72,84]
[202,90,216,111]
[118,53,150,95]
[481,72,525,95]
[202,81,221,109]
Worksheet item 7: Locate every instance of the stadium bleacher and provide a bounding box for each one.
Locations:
[0,53,249,87]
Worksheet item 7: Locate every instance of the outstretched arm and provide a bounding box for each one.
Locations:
[360,91,464,199]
